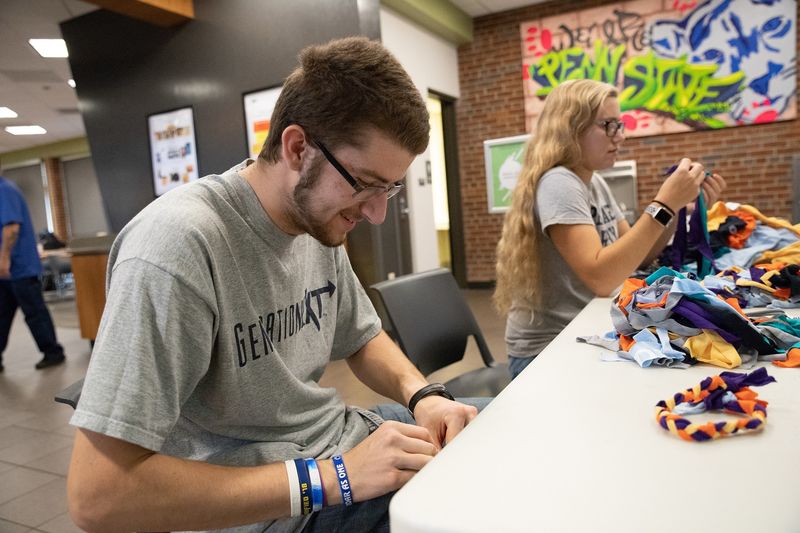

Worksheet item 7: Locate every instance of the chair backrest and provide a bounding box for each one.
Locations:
[54,377,84,409]
[370,268,496,376]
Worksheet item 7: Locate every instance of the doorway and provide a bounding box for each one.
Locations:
[427,91,466,285]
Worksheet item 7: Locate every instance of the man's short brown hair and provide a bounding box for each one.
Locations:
[259,37,429,162]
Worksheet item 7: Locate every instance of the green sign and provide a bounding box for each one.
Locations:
[483,134,530,213]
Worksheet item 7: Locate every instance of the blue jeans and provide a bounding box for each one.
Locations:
[0,277,64,362]
[508,354,536,379]
[302,397,492,533]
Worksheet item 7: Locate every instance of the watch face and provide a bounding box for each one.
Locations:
[646,204,672,226]
[654,208,672,225]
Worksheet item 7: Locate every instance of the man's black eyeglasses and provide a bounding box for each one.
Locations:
[596,119,625,137]
[314,140,404,200]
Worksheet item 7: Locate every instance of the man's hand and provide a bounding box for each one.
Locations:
[341,421,438,502]
[412,396,478,449]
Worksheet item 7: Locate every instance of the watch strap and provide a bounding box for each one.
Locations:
[645,202,674,227]
[650,200,675,216]
[407,383,455,415]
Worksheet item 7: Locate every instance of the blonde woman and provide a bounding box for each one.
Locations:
[494,79,726,378]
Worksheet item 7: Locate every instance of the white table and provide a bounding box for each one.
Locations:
[390,298,800,532]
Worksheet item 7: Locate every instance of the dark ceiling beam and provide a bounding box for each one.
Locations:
[81,0,194,27]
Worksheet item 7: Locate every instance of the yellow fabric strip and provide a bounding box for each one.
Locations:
[684,330,742,369]
[755,241,800,265]
[705,201,800,235]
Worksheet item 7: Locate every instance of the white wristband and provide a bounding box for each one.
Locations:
[284,459,301,517]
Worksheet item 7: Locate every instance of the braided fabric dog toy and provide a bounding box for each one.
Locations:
[655,367,776,441]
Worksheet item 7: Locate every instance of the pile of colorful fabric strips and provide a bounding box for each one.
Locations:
[704,264,800,308]
[578,267,800,369]
[708,202,800,272]
[672,201,800,309]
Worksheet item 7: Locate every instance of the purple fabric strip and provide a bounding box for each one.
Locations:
[670,207,688,269]
[744,419,762,430]
[701,388,733,411]
[671,297,775,354]
[670,298,741,343]
[719,367,776,389]
[749,267,766,282]
[670,196,714,275]
[671,417,690,430]
[698,369,775,412]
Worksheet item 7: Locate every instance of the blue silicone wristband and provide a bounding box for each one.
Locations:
[331,455,353,507]
[305,458,324,512]
[293,458,312,515]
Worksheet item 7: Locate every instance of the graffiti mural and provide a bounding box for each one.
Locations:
[521,0,796,136]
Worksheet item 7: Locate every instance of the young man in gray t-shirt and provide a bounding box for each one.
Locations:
[67,37,483,533]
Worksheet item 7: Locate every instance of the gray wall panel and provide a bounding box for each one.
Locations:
[63,157,110,237]
[62,0,379,231]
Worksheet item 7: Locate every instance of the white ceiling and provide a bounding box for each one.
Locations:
[449,0,550,17]
[0,0,97,155]
[0,0,546,156]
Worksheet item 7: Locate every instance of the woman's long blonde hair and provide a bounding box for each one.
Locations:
[493,79,618,314]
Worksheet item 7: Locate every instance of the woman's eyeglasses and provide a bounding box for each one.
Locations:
[596,119,625,137]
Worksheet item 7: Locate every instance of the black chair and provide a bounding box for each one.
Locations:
[370,268,510,397]
[54,377,84,409]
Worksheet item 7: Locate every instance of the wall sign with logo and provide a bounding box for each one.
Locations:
[483,134,530,214]
[243,86,282,159]
[147,106,200,197]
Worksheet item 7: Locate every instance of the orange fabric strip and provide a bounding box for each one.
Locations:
[619,335,635,352]
[773,348,800,368]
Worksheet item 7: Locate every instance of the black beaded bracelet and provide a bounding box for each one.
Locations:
[407,383,454,416]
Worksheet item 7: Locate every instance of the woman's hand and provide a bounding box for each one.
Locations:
[701,172,727,205]
[654,158,706,212]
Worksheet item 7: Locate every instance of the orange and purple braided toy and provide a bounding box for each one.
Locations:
[655,367,776,442]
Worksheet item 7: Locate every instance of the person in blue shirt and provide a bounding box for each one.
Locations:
[0,175,65,372]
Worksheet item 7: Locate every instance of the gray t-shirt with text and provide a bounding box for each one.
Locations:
[71,161,382,532]
[505,166,624,358]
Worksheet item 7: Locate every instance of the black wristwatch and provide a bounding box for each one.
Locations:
[644,202,674,227]
[407,383,455,416]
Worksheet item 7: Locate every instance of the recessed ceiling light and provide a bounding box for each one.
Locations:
[67,79,76,88]
[28,39,69,58]
[0,107,18,118]
[5,125,47,135]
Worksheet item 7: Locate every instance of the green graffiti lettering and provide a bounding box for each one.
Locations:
[532,53,562,93]
[590,40,626,82]
[531,41,624,95]
[620,50,745,126]
[530,44,744,128]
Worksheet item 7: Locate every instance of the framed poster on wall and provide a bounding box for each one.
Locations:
[483,134,530,214]
[147,106,200,197]
[243,85,282,159]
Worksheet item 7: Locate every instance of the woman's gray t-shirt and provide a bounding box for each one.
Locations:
[505,166,624,359]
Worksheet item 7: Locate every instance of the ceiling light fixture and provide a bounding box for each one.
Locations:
[0,107,18,118]
[67,79,76,88]
[5,125,47,135]
[28,39,69,58]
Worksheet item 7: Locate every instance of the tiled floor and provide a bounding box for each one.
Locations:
[0,289,507,532]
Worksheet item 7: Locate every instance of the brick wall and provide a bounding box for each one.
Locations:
[456,0,800,283]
